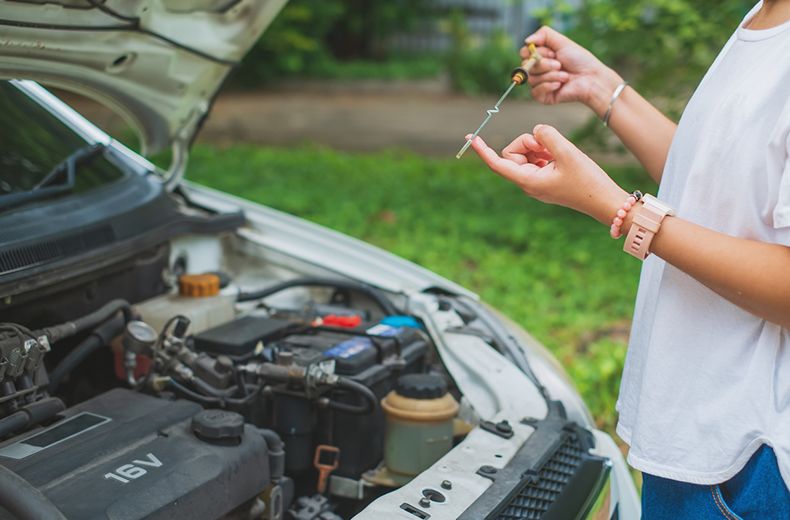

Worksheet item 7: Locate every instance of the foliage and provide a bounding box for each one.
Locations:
[230,0,345,87]
[446,11,527,96]
[300,54,443,81]
[187,143,656,434]
[231,0,431,87]
[537,0,754,96]
[325,0,431,59]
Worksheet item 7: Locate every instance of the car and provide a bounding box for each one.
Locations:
[0,1,640,519]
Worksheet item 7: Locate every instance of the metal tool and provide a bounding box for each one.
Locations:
[456,43,542,159]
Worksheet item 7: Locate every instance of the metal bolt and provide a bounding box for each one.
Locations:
[479,465,497,475]
[419,497,431,508]
[441,480,452,490]
[495,420,512,434]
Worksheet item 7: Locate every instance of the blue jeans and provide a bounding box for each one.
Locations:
[642,445,790,519]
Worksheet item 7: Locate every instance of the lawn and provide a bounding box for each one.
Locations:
[187,143,656,436]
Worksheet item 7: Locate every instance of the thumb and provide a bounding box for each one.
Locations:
[526,26,571,50]
[532,124,573,159]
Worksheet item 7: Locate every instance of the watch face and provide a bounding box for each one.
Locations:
[642,194,674,215]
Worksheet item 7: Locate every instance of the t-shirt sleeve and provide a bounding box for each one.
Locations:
[773,110,790,246]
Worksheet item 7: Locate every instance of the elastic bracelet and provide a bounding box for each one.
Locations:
[602,81,629,127]
[609,190,643,239]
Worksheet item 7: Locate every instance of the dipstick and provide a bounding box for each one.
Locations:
[456,43,542,159]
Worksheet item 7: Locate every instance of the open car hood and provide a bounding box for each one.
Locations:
[0,0,286,162]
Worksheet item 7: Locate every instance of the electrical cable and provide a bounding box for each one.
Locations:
[237,277,399,315]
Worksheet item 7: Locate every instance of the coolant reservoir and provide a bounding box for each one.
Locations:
[135,277,235,336]
[381,374,459,478]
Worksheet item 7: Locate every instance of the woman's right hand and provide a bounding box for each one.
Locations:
[521,26,624,118]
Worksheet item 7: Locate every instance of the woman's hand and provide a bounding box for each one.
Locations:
[521,26,623,117]
[467,125,628,225]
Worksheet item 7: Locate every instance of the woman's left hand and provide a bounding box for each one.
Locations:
[467,125,628,226]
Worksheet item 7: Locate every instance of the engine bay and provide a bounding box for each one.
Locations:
[0,240,471,520]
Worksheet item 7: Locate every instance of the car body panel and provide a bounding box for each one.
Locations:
[0,0,287,156]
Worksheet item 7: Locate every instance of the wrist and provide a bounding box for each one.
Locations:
[584,67,625,119]
[592,184,630,227]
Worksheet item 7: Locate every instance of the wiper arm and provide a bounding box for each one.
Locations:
[0,143,106,211]
[32,142,106,191]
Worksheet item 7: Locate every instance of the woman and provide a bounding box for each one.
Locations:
[467,1,790,518]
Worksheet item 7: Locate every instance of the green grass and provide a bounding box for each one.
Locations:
[187,143,656,436]
[308,55,445,81]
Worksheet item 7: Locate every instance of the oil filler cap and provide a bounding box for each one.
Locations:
[191,409,244,443]
[395,373,448,400]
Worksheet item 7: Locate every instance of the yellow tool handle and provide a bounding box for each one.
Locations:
[511,43,542,85]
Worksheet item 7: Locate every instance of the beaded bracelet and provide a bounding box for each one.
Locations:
[609,190,643,239]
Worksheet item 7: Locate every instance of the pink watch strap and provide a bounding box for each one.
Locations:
[624,204,667,259]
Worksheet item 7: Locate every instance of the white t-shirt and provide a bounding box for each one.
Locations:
[616,2,790,487]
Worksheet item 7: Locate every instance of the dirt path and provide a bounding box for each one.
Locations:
[199,89,591,156]
[65,85,592,157]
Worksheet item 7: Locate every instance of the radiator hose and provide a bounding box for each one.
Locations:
[0,465,66,520]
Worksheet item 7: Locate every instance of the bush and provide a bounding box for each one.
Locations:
[231,0,431,87]
[538,0,754,96]
[446,11,528,96]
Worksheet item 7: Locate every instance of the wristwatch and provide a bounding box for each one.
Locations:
[624,194,674,260]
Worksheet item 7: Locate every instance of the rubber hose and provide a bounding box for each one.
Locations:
[37,299,132,343]
[260,429,285,481]
[236,277,398,315]
[0,398,65,439]
[0,465,66,520]
[0,412,29,439]
[326,377,378,415]
[47,314,126,394]
[167,379,259,407]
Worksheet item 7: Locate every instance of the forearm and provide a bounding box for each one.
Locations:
[586,77,677,183]
[635,214,790,328]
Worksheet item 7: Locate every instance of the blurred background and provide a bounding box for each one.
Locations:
[67,0,755,450]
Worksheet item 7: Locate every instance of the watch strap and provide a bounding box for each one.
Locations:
[624,197,673,260]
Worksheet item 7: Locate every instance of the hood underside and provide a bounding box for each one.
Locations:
[0,0,286,156]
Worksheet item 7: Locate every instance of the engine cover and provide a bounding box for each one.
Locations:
[0,389,271,520]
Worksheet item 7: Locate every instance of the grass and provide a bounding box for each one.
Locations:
[187,143,656,436]
[308,55,445,81]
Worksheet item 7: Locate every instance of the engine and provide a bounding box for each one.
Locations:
[0,273,461,520]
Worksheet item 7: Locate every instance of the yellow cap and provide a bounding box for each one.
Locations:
[178,273,221,297]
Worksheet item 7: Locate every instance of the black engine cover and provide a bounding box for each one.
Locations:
[0,389,271,519]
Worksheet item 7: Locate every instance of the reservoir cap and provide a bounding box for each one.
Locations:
[396,374,447,400]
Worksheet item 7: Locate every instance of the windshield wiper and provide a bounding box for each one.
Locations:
[0,143,106,211]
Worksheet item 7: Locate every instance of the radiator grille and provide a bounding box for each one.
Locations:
[496,433,584,520]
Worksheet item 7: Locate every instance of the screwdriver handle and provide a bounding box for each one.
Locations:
[511,43,542,86]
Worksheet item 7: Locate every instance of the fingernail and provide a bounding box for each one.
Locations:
[533,124,544,134]
[465,134,473,140]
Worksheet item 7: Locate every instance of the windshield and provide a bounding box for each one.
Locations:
[0,82,124,206]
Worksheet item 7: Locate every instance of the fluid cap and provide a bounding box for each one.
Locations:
[178,273,221,297]
[395,374,448,400]
[191,409,244,442]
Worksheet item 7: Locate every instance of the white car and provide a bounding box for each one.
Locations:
[0,1,639,519]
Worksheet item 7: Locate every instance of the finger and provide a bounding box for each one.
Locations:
[468,136,525,184]
[532,124,574,158]
[527,70,569,87]
[527,57,562,75]
[503,133,544,162]
[520,45,555,60]
[530,82,561,103]
[525,25,572,51]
